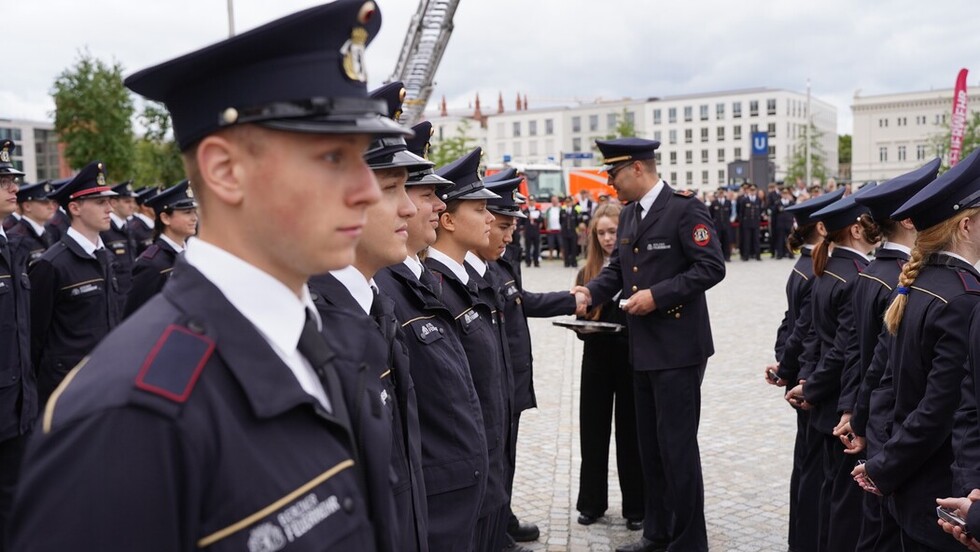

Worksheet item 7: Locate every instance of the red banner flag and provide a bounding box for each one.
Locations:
[950,68,969,167]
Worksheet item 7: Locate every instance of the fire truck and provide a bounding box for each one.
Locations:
[485,164,615,207]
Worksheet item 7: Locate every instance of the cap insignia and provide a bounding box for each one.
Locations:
[341,27,369,82]
[96,172,107,187]
[185,186,194,199]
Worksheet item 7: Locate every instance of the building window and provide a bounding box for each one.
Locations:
[916,144,927,160]
[513,122,521,137]
[653,130,662,142]
[897,117,907,127]
[655,151,661,164]
[670,171,677,184]
[749,100,759,117]
[545,119,554,135]
[768,145,776,157]
[0,128,22,141]
[685,129,693,144]
[717,148,725,163]
[733,126,742,141]
[766,98,776,115]
[572,137,582,152]
[750,124,759,134]
[898,145,906,161]
[625,111,635,126]
[717,126,725,141]
[916,115,926,125]
[700,128,709,143]
[668,108,677,123]
[669,151,677,164]
[716,103,725,119]
[701,150,709,163]
[700,105,709,121]
[606,112,618,130]
[733,102,742,118]
[572,116,581,132]
[879,118,888,128]
[685,171,693,186]
[734,147,742,159]
[684,106,693,122]
[685,150,693,164]
[590,114,599,132]
[653,109,662,125]
[718,169,725,183]
[879,146,888,162]
[529,120,537,136]
[702,170,709,185]
[767,122,776,137]
[669,130,677,144]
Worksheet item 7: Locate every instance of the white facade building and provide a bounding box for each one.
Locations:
[0,118,63,182]
[478,88,837,191]
[851,87,980,182]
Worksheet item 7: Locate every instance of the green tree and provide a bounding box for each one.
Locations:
[132,101,185,187]
[838,134,851,165]
[429,119,476,168]
[602,108,637,141]
[929,111,980,172]
[786,122,828,184]
[52,50,135,178]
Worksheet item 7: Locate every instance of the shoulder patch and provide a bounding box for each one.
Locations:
[692,224,711,247]
[141,244,161,260]
[135,324,215,402]
[673,189,695,198]
[959,271,980,295]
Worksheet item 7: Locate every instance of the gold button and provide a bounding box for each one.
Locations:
[516,298,522,305]
[631,285,638,292]
[633,248,639,254]
[632,266,638,273]
[675,313,681,319]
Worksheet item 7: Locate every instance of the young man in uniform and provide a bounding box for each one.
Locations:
[129,185,160,254]
[7,180,56,264]
[9,2,409,549]
[374,120,491,552]
[29,161,122,406]
[0,144,33,552]
[306,81,429,552]
[737,182,763,260]
[101,180,139,315]
[574,138,725,552]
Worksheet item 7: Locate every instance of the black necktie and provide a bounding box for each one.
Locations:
[297,311,349,424]
[0,234,9,266]
[94,248,110,276]
[635,203,644,226]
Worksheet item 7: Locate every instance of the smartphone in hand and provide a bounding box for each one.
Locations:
[767,369,780,384]
[937,506,970,535]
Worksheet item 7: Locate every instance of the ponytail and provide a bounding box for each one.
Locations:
[812,239,832,276]
[858,213,882,245]
[883,247,925,334]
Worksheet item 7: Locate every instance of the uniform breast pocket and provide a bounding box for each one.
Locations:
[62,280,105,302]
[409,318,445,345]
[458,309,482,335]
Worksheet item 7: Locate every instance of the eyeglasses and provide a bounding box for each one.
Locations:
[0,176,18,192]
[607,163,628,181]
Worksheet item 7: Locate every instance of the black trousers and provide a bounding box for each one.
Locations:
[523,232,540,266]
[773,225,791,258]
[546,233,561,258]
[0,433,28,552]
[715,222,732,261]
[740,226,760,259]
[576,340,644,519]
[633,364,708,552]
[795,420,823,552]
[787,409,807,551]
[819,433,864,552]
[560,234,578,267]
[860,493,901,552]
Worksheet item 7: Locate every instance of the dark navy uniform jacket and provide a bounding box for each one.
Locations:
[308,273,427,552]
[865,254,980,550]
[736,196,763,229]
[29,235,121,403]
[492,253,576,413]
[125,238,180,318]
[843,247,908,437]
[0,232,35,442]
[101,217,137,314]
[801,248,869,434]
[424,256,510,517]
[0,214,16,232]
[43,209,69,245]
[585,186,726,370]
[774,248,815,382]
[954,302,980,532]
[6,218,54,265]
[8,260,376,551]
[129,215,155,254]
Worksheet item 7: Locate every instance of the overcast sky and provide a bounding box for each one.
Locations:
[4,0,980,135]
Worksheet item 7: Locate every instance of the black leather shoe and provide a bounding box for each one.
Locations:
[626,518,644,531]
[506,520,539,542]
[615,537,668,552]
[577,513,600,526]
[501,543,534,552]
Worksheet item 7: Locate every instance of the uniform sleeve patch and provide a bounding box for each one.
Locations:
[692,224,711,247]
[135,324,215,402]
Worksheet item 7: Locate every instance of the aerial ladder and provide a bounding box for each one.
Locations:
[388,0,460,126]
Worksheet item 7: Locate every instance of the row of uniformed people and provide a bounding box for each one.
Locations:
[767,150,980,552]
[1,3,585,550]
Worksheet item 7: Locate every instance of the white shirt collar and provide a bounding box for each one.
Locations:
[11,212,21,221]
[426,246,469,284]
[67,227,105,257]
[159,233,185,254]
[638,179,665,217]
[403,255,424,280]
[836,245,873,262]
[135,213,154,227]
[464,251,488,277]
[881,242,911,256]
[0,226,5,241]
[328,265,375,315]
[802,244,816,251]
[110,212,127,230]
[183,238,322,355]
[24,216,46,237]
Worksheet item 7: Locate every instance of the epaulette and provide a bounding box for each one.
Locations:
[141,244,161,260]
[673,189,695,198]
[428,269,444,295]
[853,259,865,274]
[134,324,214,402]
[959,270,980,295]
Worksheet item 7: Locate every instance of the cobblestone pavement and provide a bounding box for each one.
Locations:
[509,256,797,551]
